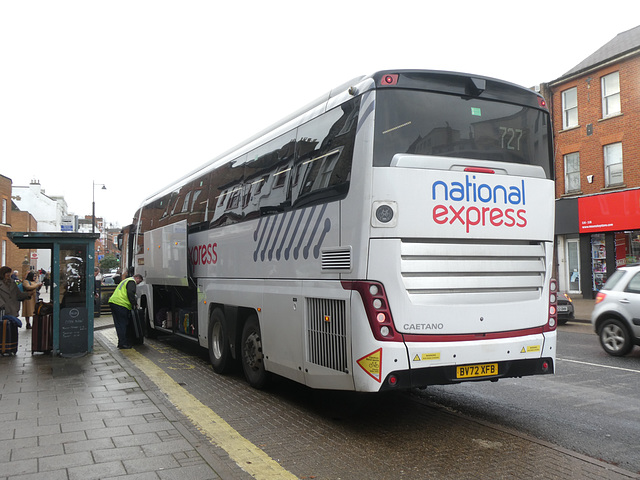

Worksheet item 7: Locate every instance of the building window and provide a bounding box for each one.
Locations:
[602,72,621,118]
[564,152,580,193]
[562,87,578,129]
[604,142,623,187]
[1,198,6,224]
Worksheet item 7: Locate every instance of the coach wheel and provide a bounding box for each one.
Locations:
[599,318,633,357]
[144,307,157,339]
[208,308,232,374]
[241,314,270,389]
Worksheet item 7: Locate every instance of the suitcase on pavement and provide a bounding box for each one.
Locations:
[32,314,53,354]
[1,312,19,355]
[128,308,145,346]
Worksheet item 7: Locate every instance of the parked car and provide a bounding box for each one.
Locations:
[557,292,575,325]
[591,264,640,356]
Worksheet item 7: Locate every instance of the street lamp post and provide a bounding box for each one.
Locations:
[92,181,107,233]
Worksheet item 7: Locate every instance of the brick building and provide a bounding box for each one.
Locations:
[548,25,640,298]
[0,174,12,267]
[0,174,38,278]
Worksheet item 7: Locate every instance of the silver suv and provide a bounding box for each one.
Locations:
[591,264,640,356]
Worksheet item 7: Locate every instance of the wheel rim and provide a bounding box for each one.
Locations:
[602,324,625,352]
[243,330,263,371]
[211,322,223,359]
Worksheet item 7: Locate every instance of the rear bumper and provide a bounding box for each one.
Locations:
[378,357,554,392]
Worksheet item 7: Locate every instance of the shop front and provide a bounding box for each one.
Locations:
[556,188,640,299]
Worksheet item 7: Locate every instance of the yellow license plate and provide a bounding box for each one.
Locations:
[456,363,498,379]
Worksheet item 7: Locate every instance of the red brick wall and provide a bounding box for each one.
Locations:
[0,175,12,268]
[552,54,640,198]
[10,210,37,278]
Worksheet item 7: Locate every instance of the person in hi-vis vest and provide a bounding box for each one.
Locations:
[108,272,143,349]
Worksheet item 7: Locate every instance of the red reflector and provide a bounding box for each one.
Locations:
[538,97,547,108]
[464,167,495,174]
[542,361,549,372]
[388,375,398,386]
[381,74,398,86]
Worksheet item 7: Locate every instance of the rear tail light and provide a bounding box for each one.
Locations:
[545,279,558,331]
[595,292,606,304]
[464,167,495,174]
[380,74,399,86]
[342,281,402,341]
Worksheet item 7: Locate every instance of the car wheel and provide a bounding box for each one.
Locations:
[598,318,633,356]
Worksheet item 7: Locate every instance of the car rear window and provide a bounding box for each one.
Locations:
[624,272,640,294]
[602,269,626,290]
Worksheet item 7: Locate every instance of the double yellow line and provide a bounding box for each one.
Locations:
[123,348,297,479]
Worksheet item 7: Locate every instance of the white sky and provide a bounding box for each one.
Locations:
[1,1,638,227]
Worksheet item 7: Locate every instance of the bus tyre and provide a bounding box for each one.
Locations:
[241,314,270,389]
[208,308,232,373]
[144,307,157,339]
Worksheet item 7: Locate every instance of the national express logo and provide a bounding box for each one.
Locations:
[189,243,217,266]
[431,175,527,233]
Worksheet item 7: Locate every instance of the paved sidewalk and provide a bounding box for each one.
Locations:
[0,323,247,480]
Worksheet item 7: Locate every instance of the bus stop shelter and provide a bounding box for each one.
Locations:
[8,232,99,357]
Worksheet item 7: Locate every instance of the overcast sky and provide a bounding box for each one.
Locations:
[1,1,638,227]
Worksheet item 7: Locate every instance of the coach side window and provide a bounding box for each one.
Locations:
[292,96,360,208]
[243,132,296,219]
[208,155,247,227]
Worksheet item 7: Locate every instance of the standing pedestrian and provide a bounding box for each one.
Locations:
[108,273,143,349]
[43,272,51,293]
[0,266,31,319]
[21,271,42,329]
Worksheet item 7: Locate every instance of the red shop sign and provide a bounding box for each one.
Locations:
[578,189,640,233]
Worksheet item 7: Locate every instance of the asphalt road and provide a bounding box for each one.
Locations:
[112,320,640,479]
[415,323,640,473]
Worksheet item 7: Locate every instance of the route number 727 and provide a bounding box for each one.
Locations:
[499,127,523,151]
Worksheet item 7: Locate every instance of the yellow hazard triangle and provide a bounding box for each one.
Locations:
[357,348,382,382]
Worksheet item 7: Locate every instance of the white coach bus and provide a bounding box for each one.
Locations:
[121,70,557,392]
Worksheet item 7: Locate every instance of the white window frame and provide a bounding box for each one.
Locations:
[1,198,6,224]
[566,238,581,293]
[563,152,580,193]
[601,72,621,118]
[562,87,578,129]
[604,142,623,187]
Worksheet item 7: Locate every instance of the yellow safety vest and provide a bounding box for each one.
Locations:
[108,277,134,310]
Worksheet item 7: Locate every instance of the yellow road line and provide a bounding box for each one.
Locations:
[122,347,297,479]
